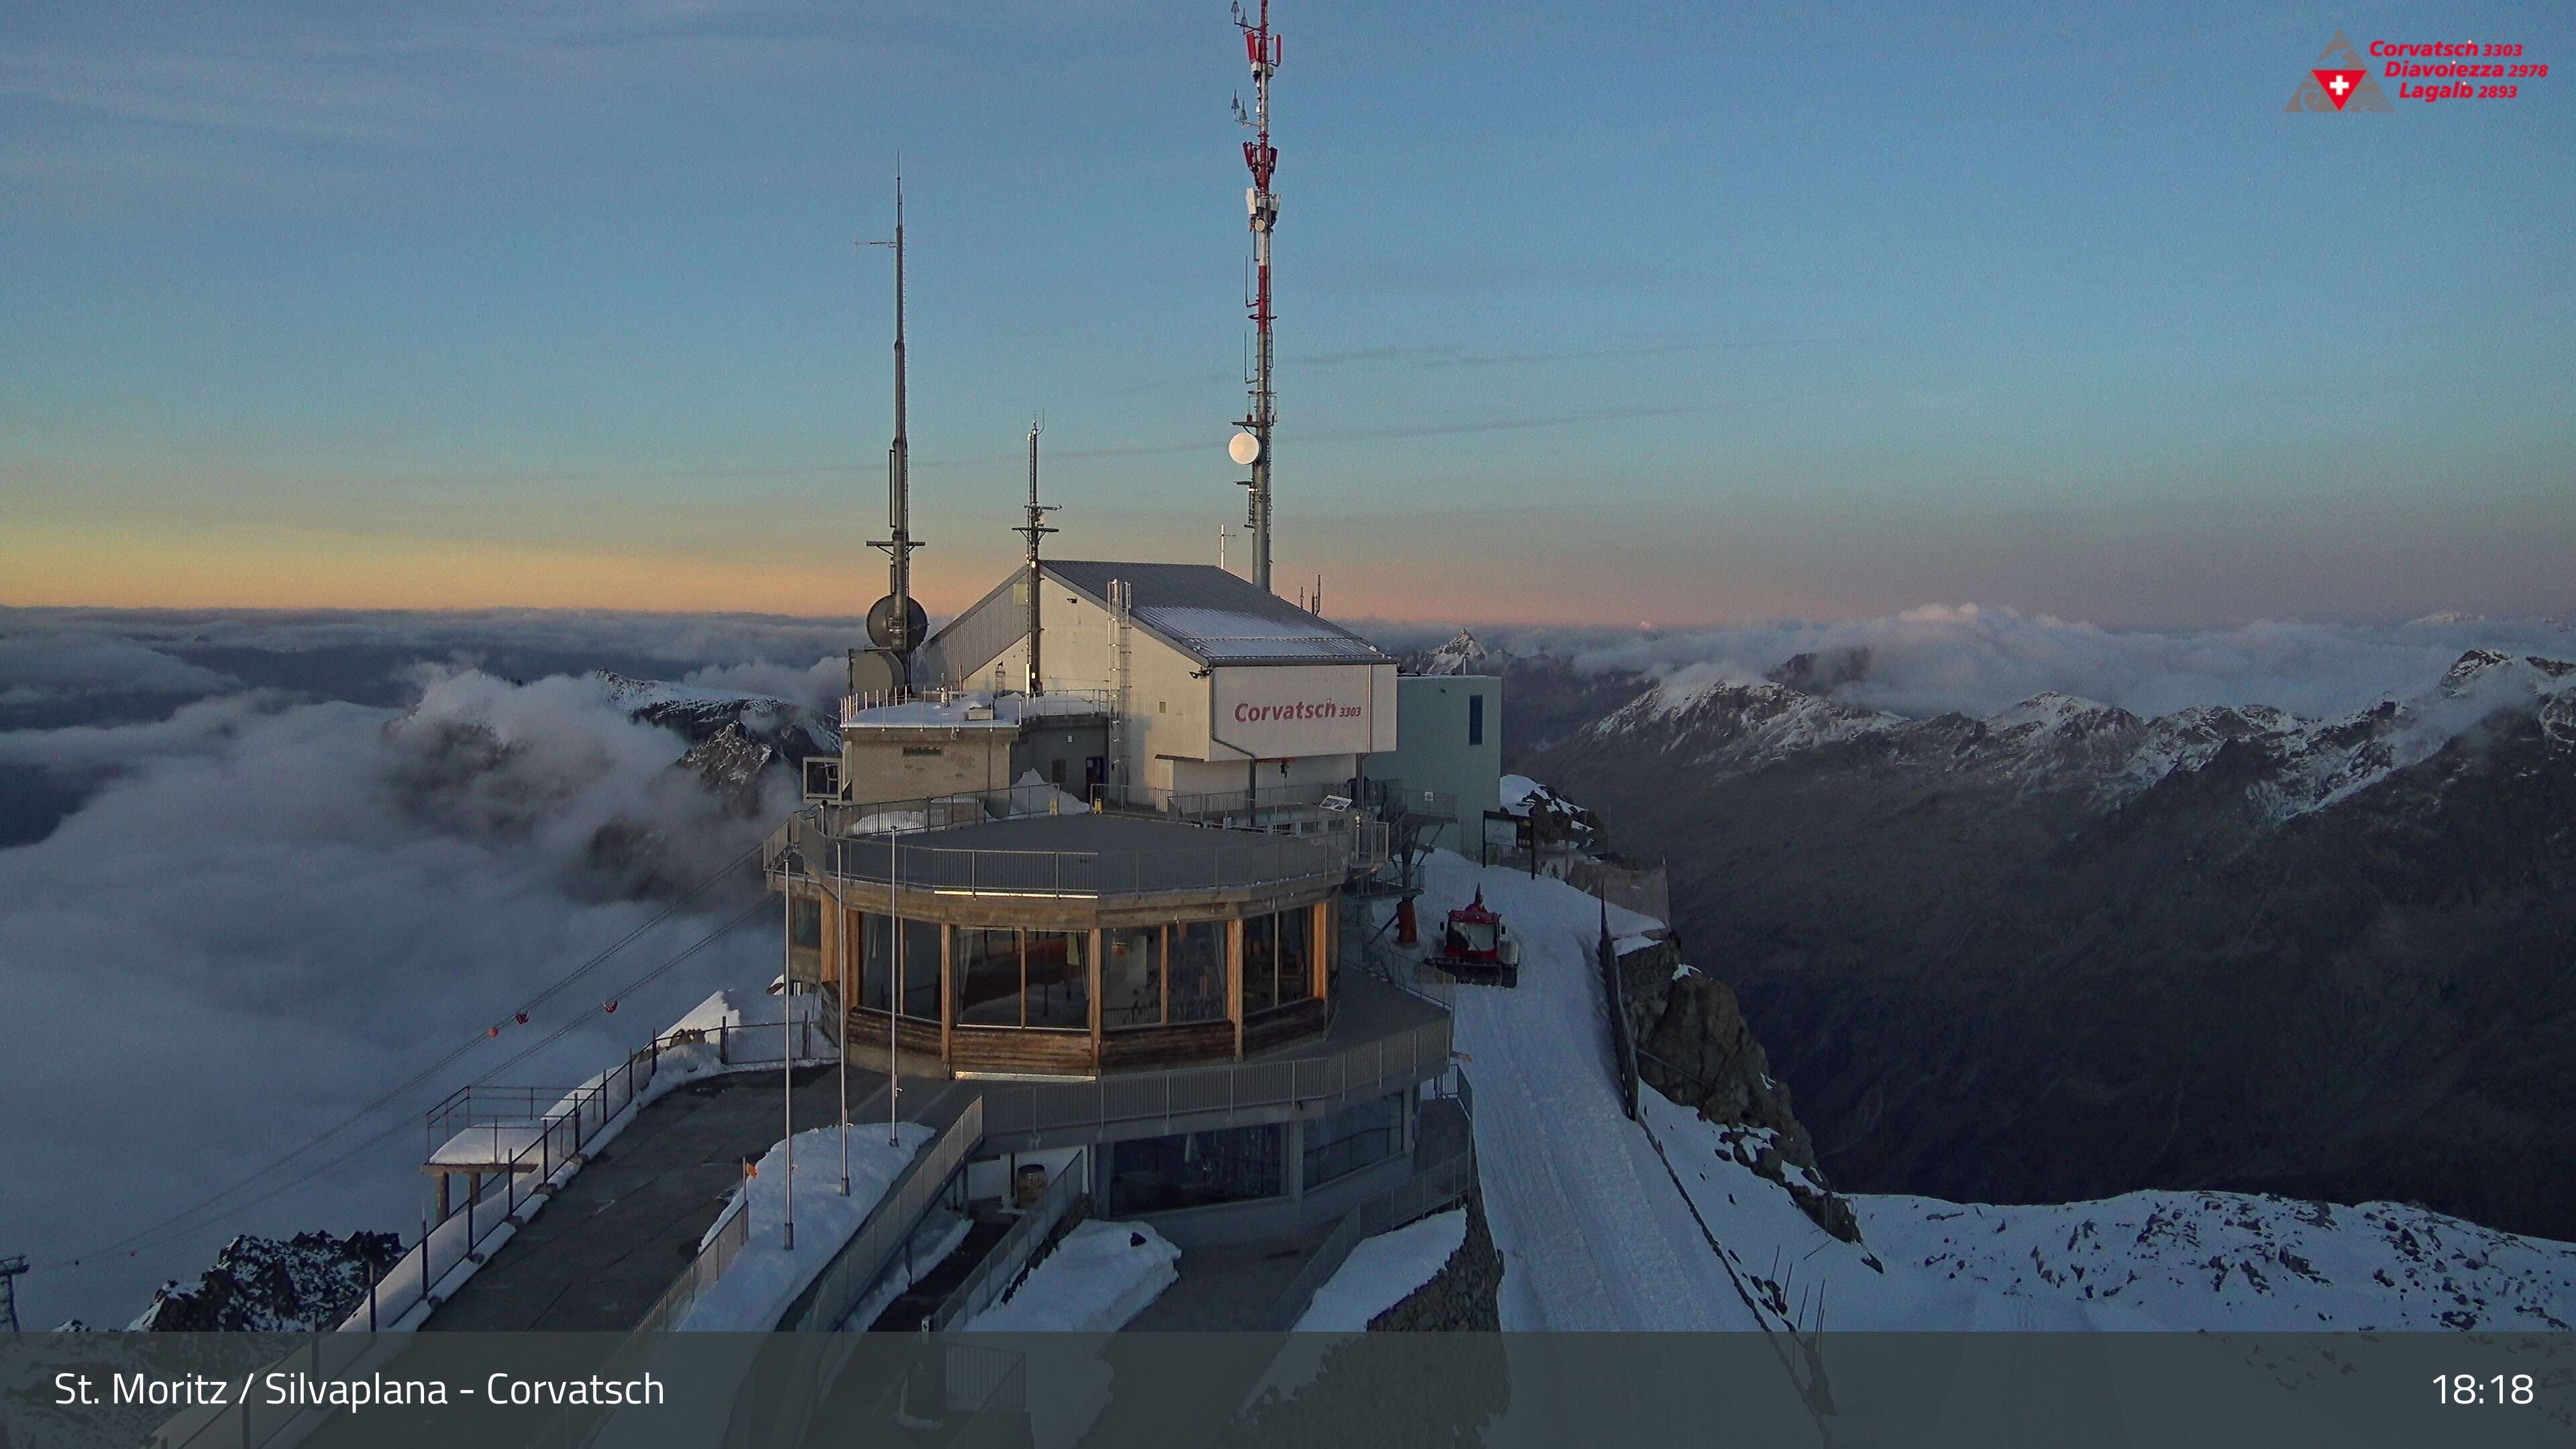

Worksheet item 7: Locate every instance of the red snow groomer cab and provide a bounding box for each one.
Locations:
[1426,889,1521,987]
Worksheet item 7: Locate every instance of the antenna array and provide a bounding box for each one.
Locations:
[1230,0,1283,594]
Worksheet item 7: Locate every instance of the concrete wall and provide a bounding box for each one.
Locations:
[841,730,1018,802]
[1375,675,1503,851]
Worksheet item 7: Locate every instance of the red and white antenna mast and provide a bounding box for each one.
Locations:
[1230,0,1281,594]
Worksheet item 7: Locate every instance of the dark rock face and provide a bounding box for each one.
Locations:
[1617,938,1862,1243]
[1370,1188,1505,1332]
[131,1231,405,1331]
[1532,653,2576,1241]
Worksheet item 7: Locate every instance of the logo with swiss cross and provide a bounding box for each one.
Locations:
[2288,30,2392,111]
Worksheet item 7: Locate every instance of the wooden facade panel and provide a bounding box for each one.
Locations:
[845,1008,943,1059]
[1243,996,1331,1055]
[1098,1020,1239,1071]
[951,1026,1097,1075]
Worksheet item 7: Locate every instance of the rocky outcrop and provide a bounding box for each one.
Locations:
[1617,936,1862,1244]
[678,722,775,813]
[1368,1189,1503,1332]
[130,1230,405,1331]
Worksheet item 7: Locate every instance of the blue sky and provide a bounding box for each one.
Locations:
[4,1,2570,625]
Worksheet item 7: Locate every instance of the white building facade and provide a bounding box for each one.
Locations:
[915,560,1398,800]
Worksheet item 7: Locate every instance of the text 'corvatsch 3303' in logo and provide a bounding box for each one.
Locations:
[2290,30,2393,111]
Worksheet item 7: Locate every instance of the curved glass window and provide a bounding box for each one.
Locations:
[1102,926,1164,1028]
[955,928,1021,1026]
[1244,907,1316,1013]
[1277,906,1313,1007]
[859,913,945,1022]
[1024,930,1090,1028]
[1171,920,1228,1024]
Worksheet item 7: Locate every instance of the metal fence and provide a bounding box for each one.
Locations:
[976,1012,1453,1139]
[867,1341,1030,1449]
[773,793,1387,902]
[841,686,1120,720]
[777,1093,985,1332]
[925,1148,1091,1332]
[1264,1069,1479,1331]
[631,1195,753,1335]
[815,835,1356,898]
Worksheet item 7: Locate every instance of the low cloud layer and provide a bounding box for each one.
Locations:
[1395,606,2576,722]
[0,634,809,1326]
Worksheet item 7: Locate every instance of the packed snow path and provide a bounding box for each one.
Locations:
[1416,853,1764,1330]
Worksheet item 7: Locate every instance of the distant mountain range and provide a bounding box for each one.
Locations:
[1493,638,2576,1240]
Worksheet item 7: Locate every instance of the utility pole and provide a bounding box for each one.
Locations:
[780,853,796,1252]
[1230,0,1282,593]
[833,835,849,1197]
[889,824,902,1148]
[0,1254,25,1333]
[1013,415,1059,695]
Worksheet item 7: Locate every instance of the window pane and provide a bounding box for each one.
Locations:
[790,898,821,949]
[1242,913,1277,1014]
[900,918,941,1022]
[1103,926,1163,1029]
[1277,907,1312,1006]
[1023,930,1090,1028]
[1468,692,1484,745]
[1302,1092,1403,1190]
[858,912,894,1012]
[954,928,1022,1026]
[1107,1124,1283,1214]
[1171,920,1227,1024]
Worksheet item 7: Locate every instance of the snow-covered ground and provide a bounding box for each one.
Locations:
[1295,1208,1466,1331]
[959,1220,1179,1333]
[1419,851,1766,1330]
[1413,849,2576,1334]
[676,1121,934,1330]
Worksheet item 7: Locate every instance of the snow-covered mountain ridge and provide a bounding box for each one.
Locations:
[1597,647,2576,820]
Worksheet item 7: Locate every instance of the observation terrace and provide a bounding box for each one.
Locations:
[763,784,1395,1078]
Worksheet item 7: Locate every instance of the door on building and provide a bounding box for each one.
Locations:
[1084,756,1106,799]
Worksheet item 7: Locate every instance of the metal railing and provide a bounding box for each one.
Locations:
[771,800,1386,901]
[368,1013,827,1335]
[976,1011,1452,1139]
[869,1342,1030,1449]
[777,1093,985,1331]
[1265,1070,1479,1330]
[841,686,1118,723]
[814,835,1359,898]
[925,1148,1091,1332]
[633,1196,755,1334]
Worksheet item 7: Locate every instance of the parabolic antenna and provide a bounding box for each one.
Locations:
[866,594,930,651]
[1228,431,1262,466]
[847,647,905,697]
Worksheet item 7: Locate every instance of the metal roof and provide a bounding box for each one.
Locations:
[1042,561,1391,667]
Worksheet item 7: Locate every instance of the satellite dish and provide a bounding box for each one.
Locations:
[1228,431,1262,466]
[866,594,930,651]
[847,648,905,697]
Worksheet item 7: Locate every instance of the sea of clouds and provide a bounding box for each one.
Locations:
[2,600,2569,1326]
[0,608,857,1327]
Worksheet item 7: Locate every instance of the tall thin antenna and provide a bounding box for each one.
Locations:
[1012,414,1059,694]
[1230,0,1281,594]
[865,170,925,669]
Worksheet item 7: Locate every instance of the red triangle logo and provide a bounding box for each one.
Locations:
[2313,68,2365,109]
